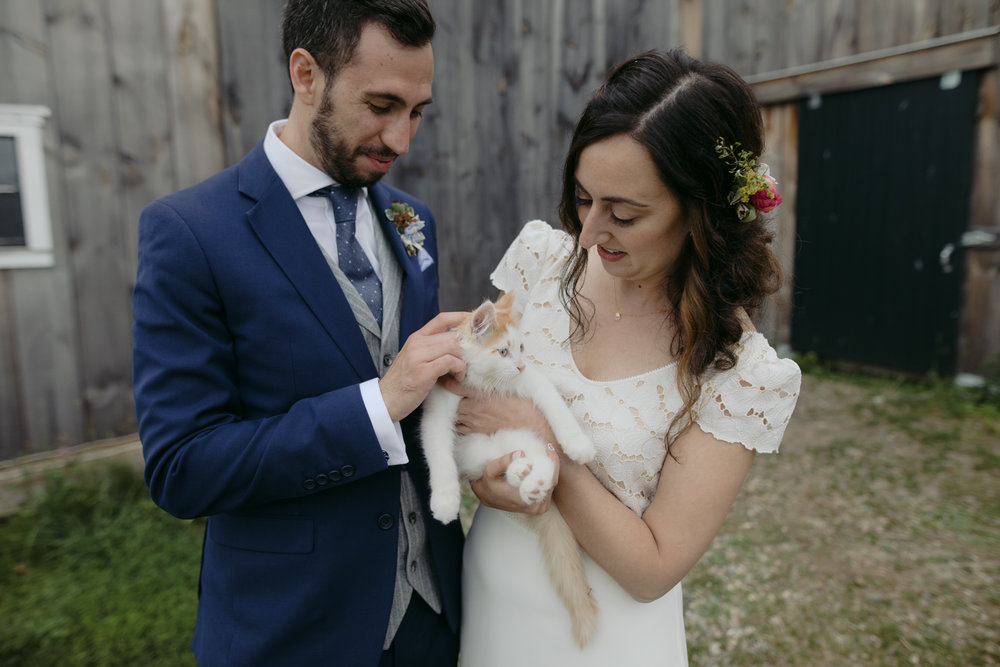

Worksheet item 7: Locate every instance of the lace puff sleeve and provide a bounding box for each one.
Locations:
[694,333,801,454]
[490,220,573,313]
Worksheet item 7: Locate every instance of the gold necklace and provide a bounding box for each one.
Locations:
[612,278,669,321]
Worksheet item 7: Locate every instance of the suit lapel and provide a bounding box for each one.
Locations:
[238,144,377,380]
[370,184,426,342]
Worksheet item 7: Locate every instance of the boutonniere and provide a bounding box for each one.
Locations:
[385,201,426,256]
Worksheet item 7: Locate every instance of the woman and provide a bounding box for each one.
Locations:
[455,50,801,665]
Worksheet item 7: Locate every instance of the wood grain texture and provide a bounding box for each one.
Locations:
[1,0,997,456]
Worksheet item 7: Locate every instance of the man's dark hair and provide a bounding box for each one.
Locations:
[282,0,436,82]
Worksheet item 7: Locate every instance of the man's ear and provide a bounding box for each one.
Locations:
[289,47,324,105]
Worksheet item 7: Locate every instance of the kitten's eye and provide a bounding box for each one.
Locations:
[498,348,509,357]
[520,344,525,352]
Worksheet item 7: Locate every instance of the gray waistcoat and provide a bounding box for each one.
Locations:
[319,200,442,649]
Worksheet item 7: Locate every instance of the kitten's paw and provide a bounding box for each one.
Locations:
[519,470,554,505]
[430,492,461,524]
[562,431,597,464]
[505,459,533,486]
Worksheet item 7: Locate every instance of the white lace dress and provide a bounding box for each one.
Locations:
[459,221,801,667]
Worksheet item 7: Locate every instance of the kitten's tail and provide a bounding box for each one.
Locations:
[531,505,599,648]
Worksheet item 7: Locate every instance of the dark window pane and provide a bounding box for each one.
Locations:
[0,136,25,247]
[0,193,25,245]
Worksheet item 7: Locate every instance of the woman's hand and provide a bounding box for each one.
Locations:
[436,380,563,514]
[469,448,560,515]
[453,392,553,440]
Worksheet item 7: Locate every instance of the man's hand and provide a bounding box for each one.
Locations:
[379,311,467,422]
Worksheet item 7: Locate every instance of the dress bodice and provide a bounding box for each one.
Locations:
[490,220,801,516]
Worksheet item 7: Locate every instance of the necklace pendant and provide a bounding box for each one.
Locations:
[614,312,622,321]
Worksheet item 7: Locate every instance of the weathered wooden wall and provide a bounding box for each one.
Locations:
[0,0,225,459]
[0,0,997,459]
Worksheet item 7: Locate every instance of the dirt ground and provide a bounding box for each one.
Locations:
[682,373,1000,666]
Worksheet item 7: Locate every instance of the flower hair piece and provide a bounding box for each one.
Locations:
[714,138,782,222]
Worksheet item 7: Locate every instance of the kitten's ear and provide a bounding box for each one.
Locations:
[495,291,520,323]
[470,301,497,338]
[495,291,515,312]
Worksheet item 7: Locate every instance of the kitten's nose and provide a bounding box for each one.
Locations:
[517,360,525,372]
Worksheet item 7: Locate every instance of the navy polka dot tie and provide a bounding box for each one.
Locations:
[312,185,383,326]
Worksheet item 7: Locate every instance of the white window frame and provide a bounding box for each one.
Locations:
[0,104,54,269]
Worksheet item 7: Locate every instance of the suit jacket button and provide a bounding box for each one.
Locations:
[377,513,395,530]
[315,473,329,486]
[341,465,355,478]
[329,469,342,482]
[382,353,393,367]
[303,478,316,490]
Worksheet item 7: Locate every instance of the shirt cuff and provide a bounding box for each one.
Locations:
[359,378,409,466]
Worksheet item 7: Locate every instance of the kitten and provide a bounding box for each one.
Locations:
[420,292,599,647]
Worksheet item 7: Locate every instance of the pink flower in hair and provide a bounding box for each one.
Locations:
[750,175,782,213]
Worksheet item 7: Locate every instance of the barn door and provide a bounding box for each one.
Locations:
[792,70,981,376]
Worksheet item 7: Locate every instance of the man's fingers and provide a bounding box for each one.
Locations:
[420,311,468,334]
[425,353,466,384]
[398,328,463,370]
[436,373,469,395]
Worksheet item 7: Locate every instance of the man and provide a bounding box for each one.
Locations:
[131,1,465,664]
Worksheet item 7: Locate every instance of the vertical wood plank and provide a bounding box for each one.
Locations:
[678,0,702,57]
[45,0,134,440]
[820,0,858,61]
[162,0,225,187]
[757,103,798,346]
[105,0,177,288]
[784,0,824,67]
[958,70,1000,373]
[0,274,25,457]
[750,0,790,74]
[728,0,757,73]
[216,0,290,164]
[604,0,676,69]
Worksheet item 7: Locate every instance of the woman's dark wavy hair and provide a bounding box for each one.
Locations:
[281,0,435,83]
[558,49,781,444]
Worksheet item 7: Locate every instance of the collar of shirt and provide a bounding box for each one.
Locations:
[263,119,381,276]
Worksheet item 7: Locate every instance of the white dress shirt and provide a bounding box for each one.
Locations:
[263,119,408,465]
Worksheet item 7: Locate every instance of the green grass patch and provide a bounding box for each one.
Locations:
[0,463,202,667]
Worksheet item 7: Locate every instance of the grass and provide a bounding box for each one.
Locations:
[0,367,996,666]
[0,464,201,666]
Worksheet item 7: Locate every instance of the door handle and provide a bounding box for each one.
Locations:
[939,242,955,273]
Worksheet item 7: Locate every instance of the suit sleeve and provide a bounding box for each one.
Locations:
[132,200,391,519]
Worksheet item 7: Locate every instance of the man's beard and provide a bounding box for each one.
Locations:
[309,91,397,189]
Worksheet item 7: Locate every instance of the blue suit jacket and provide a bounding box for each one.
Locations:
[132,141,463,666]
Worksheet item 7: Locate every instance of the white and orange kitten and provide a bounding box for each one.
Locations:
[420,292,599,647]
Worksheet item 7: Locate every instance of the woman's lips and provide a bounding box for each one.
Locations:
[597,245,625,262]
